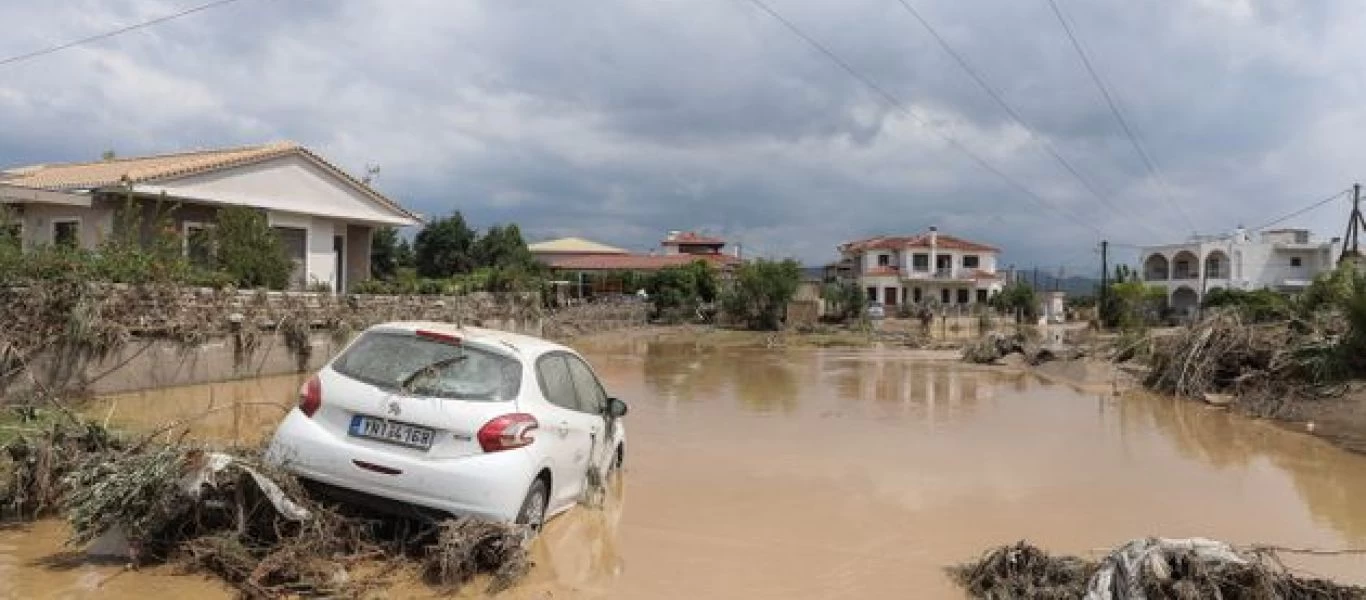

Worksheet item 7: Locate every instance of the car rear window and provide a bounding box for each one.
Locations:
[331,331,522,401]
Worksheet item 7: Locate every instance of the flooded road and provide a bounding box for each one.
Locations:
[6,337,1366,598]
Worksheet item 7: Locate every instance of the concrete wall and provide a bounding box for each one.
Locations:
[14,289,646,395]
[18,202,113,248]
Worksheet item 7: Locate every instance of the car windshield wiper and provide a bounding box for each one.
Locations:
[399,354,468,391]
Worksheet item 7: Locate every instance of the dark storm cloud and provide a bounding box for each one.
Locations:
[0,0,1362,267]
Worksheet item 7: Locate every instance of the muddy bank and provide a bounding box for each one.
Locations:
[997,351,1366,459]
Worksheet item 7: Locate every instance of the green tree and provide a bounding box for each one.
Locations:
[990,281,1038,321]
[822,281,866,322]
[414,212,477,277]
[722,259,801,330]
[1107,280,1167,330]
[684,260,719,303]
[473,224,536,270]
[395,237,415,269]
[211,206,294,289]
[370,227,401,280]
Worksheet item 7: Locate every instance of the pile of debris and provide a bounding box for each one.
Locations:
[1143,310,1347,416]
[951,538,1366,599]
[1,421,531,598]
[962,332,1081,366]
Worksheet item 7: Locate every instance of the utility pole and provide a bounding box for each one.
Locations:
[1099,240,1109,327]
[1032,266,1039,290]
[1340,183,1364,265]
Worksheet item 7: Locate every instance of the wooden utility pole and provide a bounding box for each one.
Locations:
[1340,183,1365,264]
[1099,240,1109,326]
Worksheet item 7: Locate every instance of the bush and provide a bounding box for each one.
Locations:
[821,281,866,323]
[645,260,718,321]
[210,207,294,290]
[1202,288,1293,323]
[721,259,801,330]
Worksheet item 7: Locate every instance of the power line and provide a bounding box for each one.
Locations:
[0,0,250,69]
[888,0,1165,240]
[739,0,1116,241]
[1045,0,1196,234]
[1249,188,1351,232]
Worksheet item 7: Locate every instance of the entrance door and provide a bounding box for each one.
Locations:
[333,235,345,293]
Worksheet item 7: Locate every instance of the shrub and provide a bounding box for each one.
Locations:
[721,259,801,330]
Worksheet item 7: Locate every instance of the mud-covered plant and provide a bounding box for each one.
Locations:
[423,518,531,594]
[62,443,190,545]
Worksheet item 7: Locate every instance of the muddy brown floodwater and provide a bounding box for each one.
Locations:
[6,337,1366,599]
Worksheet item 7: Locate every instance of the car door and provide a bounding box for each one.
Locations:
[535,353,596,509]
[564,355,614,472]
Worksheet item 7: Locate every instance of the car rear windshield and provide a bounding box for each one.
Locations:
[331,331,522,401]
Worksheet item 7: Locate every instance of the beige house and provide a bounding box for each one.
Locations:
[0,142,422,291]
[836,227,1004,308]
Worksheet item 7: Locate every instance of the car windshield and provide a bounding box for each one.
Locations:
[331,331,522,401]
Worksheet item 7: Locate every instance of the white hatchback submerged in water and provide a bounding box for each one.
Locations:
[265,322,627,529]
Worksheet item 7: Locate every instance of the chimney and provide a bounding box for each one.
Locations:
[666,230,681,241]
[928,226,938,246]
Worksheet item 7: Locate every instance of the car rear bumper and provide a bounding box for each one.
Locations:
[266,409,538,523]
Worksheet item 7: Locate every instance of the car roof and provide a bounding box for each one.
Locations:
[365,321,571,359]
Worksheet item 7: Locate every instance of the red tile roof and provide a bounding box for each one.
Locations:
[840,232,998,253]
[661,232,725,246]
[544,253,740,271]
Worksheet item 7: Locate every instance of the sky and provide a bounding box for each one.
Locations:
[1,0,1364,272]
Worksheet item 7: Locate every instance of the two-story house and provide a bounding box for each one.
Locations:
[1140,227,1340,315]
[836,227,1004,308]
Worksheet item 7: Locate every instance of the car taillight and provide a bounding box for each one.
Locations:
[299,375,322,417]
[477,413,538,452]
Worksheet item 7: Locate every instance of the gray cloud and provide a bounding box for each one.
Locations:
[1,0,1363,270]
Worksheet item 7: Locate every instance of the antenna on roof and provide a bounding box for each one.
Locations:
[362,164,381,185]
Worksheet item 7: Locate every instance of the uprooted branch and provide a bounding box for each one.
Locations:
[951,539,1366,599]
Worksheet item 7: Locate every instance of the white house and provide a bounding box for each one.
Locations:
[836,227,1004,308]
[1139,227,1340,314]
[0,142,422,291]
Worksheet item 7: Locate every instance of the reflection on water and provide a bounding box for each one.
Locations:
[5,338,1366,599]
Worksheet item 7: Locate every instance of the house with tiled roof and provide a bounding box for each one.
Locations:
[532,231,740,300]
[836,227,1004,308]
[0,142,421,291]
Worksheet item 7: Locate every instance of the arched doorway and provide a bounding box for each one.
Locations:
[1171,286,1199,315]
[1143,254,1170,281]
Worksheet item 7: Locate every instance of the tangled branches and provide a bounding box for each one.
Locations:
[951,539,1366,599]
[1143,310,1348,417]
[1,423,532,598]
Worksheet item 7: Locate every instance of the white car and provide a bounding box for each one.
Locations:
[265,322,627,531]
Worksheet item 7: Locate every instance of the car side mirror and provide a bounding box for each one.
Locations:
[606,397,629,418]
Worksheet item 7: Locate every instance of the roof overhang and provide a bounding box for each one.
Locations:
[0,182,91,207]
[125,184,420,227]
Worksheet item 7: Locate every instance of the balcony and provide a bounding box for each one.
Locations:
[902,268,976,281]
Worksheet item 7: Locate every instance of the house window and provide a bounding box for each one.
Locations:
[957,289,969,304]
[976,289,988,303]
[183,222,215,268]
[912,254,929,271]
[940,288,950,304]
[913,287,922,303]
[877,254,890,267]
[866,287,878,303]
[52,219,80,249]
[1290,257,1302,268]
[963,255,980,269]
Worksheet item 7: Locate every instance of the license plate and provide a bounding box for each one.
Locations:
[349,415,435,450]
